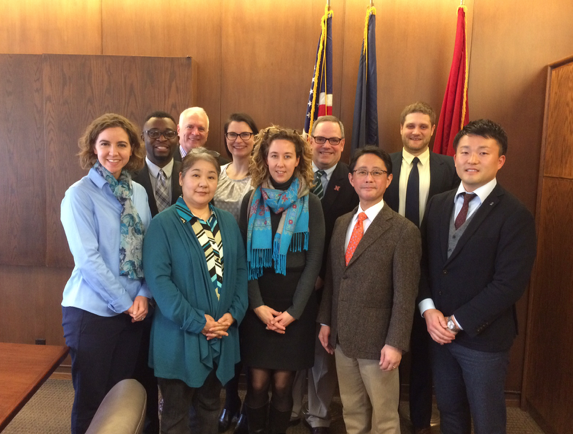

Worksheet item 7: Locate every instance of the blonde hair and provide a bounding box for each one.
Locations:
[250,125,314,188]
[77,113,145,172]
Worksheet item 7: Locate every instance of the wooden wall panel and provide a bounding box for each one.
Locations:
[43,55,196,267]
[2,0,101,55]
[0,55,46,266]
[101,0,222,154]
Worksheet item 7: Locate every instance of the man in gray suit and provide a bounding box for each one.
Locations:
[318,146,421,434]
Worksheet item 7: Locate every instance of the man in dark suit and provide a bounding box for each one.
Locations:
[132,111,182,434]
[133,111,182,217]
[319,146,421,434]
[300,116,358,434]
[175,106,229,166]
[384,102,459,434]
[419,119,536,434]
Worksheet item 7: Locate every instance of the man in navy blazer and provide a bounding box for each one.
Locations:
[418,119,537,434]
[384,102,459,434]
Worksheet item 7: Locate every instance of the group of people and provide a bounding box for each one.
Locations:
[60,102,537,434]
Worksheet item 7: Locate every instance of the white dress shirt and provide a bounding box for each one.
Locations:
[398,148,431,224]
[344,199,385,251]
[312,162,337,191]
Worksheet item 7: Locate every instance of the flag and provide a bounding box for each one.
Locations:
[433,6,470,156]
[304,6,333,136]
[351,6,378,151]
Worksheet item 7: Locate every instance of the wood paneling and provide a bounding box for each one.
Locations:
[0,55,46,266]
[2,0,101,55]
[42,55,196,267]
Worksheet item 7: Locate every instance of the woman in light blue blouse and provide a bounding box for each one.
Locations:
[60,113,152,434]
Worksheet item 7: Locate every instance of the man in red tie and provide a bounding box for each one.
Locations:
[318,146,421,434]
[418,119,537,434]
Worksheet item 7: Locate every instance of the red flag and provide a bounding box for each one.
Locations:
[433,6,469,156]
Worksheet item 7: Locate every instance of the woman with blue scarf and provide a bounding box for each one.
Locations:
[239,126,325,434]
[143,148,248,434]
[61,113,152,434]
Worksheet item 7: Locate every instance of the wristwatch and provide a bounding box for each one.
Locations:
[446,316,460,334]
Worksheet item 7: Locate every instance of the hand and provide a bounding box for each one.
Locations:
[271,311,295,333]
[253,305,283,333]
[379,344,402,371]
[125,296,149,322]
[204,313,235,340]
[314,276,324,290]
[424,309,457,344]
[319,325,334,355]
[201,314,218,339]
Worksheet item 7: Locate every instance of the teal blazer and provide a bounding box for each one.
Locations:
[143,205,248,388]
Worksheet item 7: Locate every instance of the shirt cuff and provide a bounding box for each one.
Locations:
[451,314,463,330]
[418,298,436,317]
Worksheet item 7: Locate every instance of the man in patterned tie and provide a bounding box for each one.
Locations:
[132,111,182,434]
[318,146,421,434]
[294,116,358,434]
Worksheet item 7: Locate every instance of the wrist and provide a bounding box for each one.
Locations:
[446,316,460,334]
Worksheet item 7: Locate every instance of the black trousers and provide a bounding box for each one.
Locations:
[62,306,143,434]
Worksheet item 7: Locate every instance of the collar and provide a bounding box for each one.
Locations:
[146,157,174,179]
[88,167,109,190]
[176,196,215,224]
[179,145,187,158]
[454,178,498,204]
[312,161,337,179]
[402,147,430,166]
[355,199,385,223]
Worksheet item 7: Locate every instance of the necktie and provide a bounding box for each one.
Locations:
[345,212,368,266]
[454,193,477,229]
[155,169,170,213]
[311,169,326,200]
[405,157,420,227]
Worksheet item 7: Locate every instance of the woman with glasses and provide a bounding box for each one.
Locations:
[214,113,258,433]
[239,126,325,434]
[143,148,248,434]
[61,113,151,434]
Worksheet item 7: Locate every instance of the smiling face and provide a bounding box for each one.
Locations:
[179,158,219,211]
[400,113,436,156]
[143,117,179,167]
[266,139,300,184]
[178,111,209,152]
[226,121,255,160]
[310,121,345,170]
[93,127,133,179]
[454,135,506,192]
[348,153,393,210]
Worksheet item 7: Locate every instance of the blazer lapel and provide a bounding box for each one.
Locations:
[347,204,392,267]
[137,165,159,217]
[171,161,182,205]
[439,190,456,264]
[445,185,503,265]
[428,152,445,198]
[334,211,355,267]
[321,163,346,213]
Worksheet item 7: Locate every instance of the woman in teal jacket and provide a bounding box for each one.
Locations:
[143,148,248,434]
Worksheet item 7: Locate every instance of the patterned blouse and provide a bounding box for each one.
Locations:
[214,163,252,222]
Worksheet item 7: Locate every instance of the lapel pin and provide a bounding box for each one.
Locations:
[490,202,494,206]
[334,185,341,191]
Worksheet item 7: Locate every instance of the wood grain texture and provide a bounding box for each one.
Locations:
[43,55,196,267]
[0,55,46,266]
[1,0,101,55]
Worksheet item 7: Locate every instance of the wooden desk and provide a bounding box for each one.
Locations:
[0,343,69,431]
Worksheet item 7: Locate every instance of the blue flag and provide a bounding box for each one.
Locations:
[351,7,378,151]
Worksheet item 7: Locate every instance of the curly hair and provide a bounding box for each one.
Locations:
[249,125,314,188]
[77,113,145,172]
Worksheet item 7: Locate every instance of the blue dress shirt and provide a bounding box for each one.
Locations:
[61,168,152,317]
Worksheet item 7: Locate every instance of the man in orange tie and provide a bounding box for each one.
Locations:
[318,146,421,434]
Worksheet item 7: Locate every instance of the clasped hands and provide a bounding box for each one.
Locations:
[202,313,235,340]
[254,305,294,334]
[424,308,457,345]
[124,295,148,323]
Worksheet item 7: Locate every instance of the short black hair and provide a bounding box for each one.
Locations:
[453,119,508,156]
[143,111,176,125]
[349,145,393,175]
[223,113,259,157]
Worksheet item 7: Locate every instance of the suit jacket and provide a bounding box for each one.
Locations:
[418,184,537,352]
[133,160,183,217]
[318,162,359,279]
[174,146,231,166]
[384,150,459,215]
[318,203,421,360]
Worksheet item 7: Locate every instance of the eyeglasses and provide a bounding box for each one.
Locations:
[226,132,254,141]
[352,169,388,178]
[312,136,343,145]
[144,129,178,139]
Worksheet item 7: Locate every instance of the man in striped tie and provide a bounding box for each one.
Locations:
[318,146,421,434]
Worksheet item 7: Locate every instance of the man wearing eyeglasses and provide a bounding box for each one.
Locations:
[384,102,459,434]
[296,116,358,434]
[318,146,421,434]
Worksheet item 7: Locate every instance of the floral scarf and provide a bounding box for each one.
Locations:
[246,176,309,279]
[94,162,144,279]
